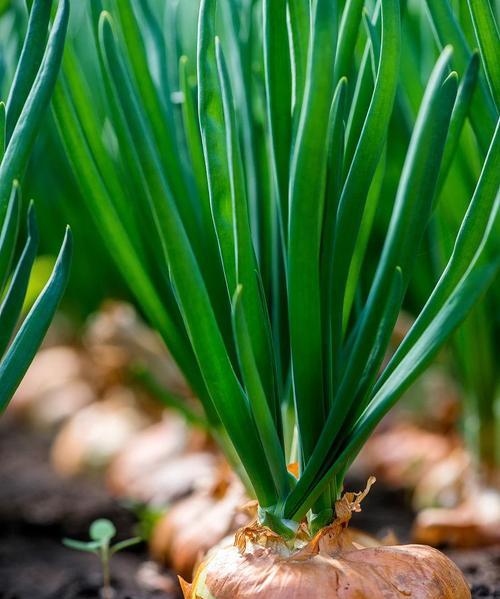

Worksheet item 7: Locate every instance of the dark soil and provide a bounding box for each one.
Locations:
[0,418,498,598]
[0,417,180,599]
[345,473,415,543]
[0,534,176,599]
[448,548,500,599]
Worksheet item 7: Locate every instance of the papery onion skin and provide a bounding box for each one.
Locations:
[182,538,471,599]
[151,480,249,579]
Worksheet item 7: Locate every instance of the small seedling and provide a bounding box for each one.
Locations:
[63,519,142,599]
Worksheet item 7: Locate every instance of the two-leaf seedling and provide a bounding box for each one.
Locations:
[63,519,142,599]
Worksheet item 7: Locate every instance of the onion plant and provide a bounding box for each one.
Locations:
[0,0,71,412]
[52,0,499,542]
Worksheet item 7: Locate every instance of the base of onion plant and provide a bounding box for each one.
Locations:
[181,480,470,599]
[53,0,498,595]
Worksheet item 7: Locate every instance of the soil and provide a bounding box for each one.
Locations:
[0,416,180,599]
[1,418,498,598]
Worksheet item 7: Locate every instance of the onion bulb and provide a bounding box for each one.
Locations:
[151,477,249,579]
[413,489,500,548]
[51,389,151,476]
[107,413,214,503]
[9,347,94,429]
[355,423,457,490]
[107,415,191,497]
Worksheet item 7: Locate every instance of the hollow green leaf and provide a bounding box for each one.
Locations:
[0,102,5,161]
[0,0,68,223]
[335,0,365,84]
[5,0,52,142]
[197,0,236,296]
[0,183,21,294]
[466,0,500,108]
[216,38,278,421]
[288,0,310,122]
[0,202,39,356]
[179,56,211,231]
[263,0,292,237]
[115,0,195,209]
[437,51,480,195]
[287,0,338,471]
[320,77,347,405]
[287,260,499,520]
[333,50,457,424]
[0,226,72,412]
[231,286,288,497]
[51,77,210,421]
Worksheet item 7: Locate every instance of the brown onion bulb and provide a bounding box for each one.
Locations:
[8,347,94,429]
[129,452,219,507]
[183,532,470,599]
[151,479,250,580]
[413,490,500,548]
[84,301,190,396]
[355,423,457,489]
[107,415,191,497]
[51,389,151,476]
[412,447,470,511]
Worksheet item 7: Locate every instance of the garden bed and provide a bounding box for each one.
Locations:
[0,418,498,599]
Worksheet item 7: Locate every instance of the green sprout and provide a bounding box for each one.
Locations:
[63,519,142,599]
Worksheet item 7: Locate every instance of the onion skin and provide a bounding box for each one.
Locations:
[85,301,190,397]
[107,416,191,497]
[183,536,471,599]
[414,495,500,548]
[50,391,151,476]
[356,424,457,490]
[151,480,249,579]
[9,347,94,428]
[130,452,219,507]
